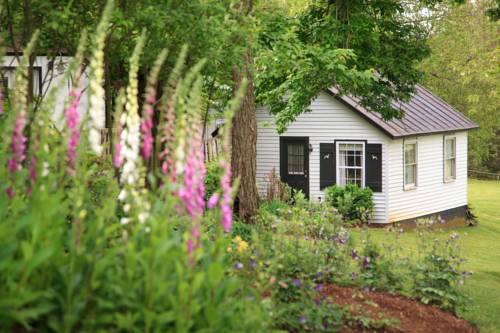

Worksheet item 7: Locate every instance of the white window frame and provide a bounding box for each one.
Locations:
[444,135,456,182]
[335,141,365,188]
[403,139,418,190]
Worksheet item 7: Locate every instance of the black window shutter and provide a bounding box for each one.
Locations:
[365,144,383,192]
[320,143,336,190]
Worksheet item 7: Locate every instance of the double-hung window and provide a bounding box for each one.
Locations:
[336,142,364,187]
[404,140,417,189]
[444,136,456,182]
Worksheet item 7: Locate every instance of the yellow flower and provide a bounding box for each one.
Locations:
[237,240,249,253]
[233,235,243,243]
[226,246,233,253]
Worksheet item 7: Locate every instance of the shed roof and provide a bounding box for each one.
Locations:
[327,85,478,138]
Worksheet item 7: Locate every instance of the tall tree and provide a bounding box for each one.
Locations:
[231,0,259,222]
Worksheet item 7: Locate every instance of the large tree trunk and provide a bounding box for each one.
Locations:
[231,0,258,222]
[231,49,258,222]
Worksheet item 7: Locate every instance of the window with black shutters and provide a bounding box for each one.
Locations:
[336,142,365,187]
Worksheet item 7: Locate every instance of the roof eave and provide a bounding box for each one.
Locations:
[325,88,396,139]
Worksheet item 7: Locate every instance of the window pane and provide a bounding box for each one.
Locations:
[347,155,354,166]
[405,165,415,185]
[445,138,455,159]
[354,155,361,167]
[404,143,416,164]
[339,168,346,186]
[445,159,452,178]
[287,143,304,175]
[445,158,456,180]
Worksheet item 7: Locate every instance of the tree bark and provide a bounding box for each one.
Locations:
[231,36,259,223]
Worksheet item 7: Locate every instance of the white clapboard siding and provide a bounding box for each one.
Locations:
[387,132,468,221]
[256,92,389,223]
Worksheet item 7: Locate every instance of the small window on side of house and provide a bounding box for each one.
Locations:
[444,136,456,182]
[404,140,417,189]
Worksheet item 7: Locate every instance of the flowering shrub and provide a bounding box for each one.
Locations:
[0,7,268,332]
[355,234,405,293]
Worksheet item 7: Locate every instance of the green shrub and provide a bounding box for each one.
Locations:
[324,184,374,224]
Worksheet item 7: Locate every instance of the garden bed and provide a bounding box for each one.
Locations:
[323,285,478,333]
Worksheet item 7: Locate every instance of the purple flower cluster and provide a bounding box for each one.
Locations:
[140,95,155,160]
[362,256,371,269]
[65,89,81,174]
[351,249,360,261]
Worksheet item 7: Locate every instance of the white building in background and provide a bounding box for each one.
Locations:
[1,50,90,128]
[256,85,478,225]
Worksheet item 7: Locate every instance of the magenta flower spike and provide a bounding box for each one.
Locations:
[65,89,82,175]
[178,138,206,219]
[8,110,27,172]
[207,193,219,209]
[113,141,122,168]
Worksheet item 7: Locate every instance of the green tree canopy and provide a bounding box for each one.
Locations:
[420,0,499,171]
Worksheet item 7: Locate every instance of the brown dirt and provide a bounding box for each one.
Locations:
[322,284,478,333]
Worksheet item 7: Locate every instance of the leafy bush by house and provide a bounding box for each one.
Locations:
[324,184,374,224]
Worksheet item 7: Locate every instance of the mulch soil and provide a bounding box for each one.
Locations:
[322,284,478,333]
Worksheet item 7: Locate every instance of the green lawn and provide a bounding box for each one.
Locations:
[353,179,500,333]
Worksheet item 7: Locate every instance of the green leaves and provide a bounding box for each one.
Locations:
[255,0,433,132]
[420,0,500,172]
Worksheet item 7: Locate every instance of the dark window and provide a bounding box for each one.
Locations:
[287,143,304,175]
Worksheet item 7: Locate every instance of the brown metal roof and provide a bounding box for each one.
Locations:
[327,85,478,138]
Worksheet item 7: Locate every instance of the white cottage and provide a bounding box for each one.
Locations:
[256,86,478,224]
[1,50,89,127]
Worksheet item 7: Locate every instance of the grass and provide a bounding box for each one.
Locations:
[352,179,500,332]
